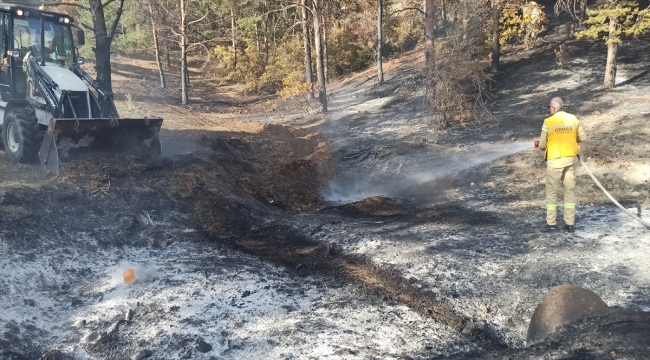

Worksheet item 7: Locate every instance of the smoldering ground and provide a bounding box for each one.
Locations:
[1,28,650,360]
[325,141,534,204]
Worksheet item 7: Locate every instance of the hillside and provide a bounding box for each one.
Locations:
[1,24,649,360]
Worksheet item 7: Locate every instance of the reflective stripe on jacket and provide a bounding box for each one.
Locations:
[542,111,580,160]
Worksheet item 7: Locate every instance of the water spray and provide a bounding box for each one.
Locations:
[327,141,536,204]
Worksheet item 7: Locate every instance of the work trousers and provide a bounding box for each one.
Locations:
[545,158,577,226]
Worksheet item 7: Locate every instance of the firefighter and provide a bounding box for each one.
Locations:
[537,97,586,233]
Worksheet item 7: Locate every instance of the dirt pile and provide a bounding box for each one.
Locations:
[43,123,338,242]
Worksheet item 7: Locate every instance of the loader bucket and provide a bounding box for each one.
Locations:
[39,117,163,175]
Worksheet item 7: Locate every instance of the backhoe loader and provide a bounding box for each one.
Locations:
[0,4,162,175]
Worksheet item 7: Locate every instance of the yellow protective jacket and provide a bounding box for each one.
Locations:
[539,111,584,160]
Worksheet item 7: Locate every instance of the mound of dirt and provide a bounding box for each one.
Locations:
[54,123,336,214]
[335,196,408,216]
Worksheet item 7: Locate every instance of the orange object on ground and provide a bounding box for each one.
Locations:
[123,268,136,284]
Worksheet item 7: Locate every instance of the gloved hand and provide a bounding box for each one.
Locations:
[534,140,539,148]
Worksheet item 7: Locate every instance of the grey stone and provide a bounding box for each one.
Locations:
[527,284,611,344]
[134,349,153,360]
[86,332,99,342]
[195,340,212,353]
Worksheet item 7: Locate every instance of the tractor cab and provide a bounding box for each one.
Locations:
[0,5,84,102]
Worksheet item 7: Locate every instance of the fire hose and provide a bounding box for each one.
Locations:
[577,155,650,230]
[534,140,650,230]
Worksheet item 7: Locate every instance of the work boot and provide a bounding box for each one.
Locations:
[542,224,557,232]
[564,225,575,233]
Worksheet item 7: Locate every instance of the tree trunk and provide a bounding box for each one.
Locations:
[264,1,269,64]
[313,0,327,113]
[180,0,189,104]
[301,0,314,97]
[94,37,113,93]
[231,6,237,68]
[322,9,328,83]
[88,0,125,93]
[441,0,447,29]
[181,48,189,104]
[604,16,617,88]
[578,0,587,26]
[424,0,435,65]
[377,0,384,84]
[301,0,313,83]
[185,63,190,86]
[165,39,171,67]
[149,1,166,88]
[491,0,501,73]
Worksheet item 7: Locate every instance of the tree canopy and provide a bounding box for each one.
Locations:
[25,0,650,115]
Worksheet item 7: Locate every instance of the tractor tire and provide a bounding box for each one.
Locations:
[2,108,40,163]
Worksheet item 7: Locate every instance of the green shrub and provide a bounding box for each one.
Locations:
[236,39,267,91]
[260,35,307,93]
[328,22,374,76]
[113,24,154,56]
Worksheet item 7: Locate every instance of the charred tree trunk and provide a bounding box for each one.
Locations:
[491,0,501,73]
[180,0,189,104]
[322,9,329,83]
[578,0,587,26]
[377,0,384,84]
[313,0,327,113]
[301,0,314,96]
[441,0,447,29]
[94,33,112,92]
[604,16,617,88]
[149,1,166,88]
[424,0,435,65]
[165,39,171,67]
[87,0,126,93]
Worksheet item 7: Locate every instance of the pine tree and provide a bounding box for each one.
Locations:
[575,0,639,88]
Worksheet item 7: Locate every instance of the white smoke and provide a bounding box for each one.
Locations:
[325,141,534,203]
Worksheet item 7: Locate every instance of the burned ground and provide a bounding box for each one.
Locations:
[1,19,650,360]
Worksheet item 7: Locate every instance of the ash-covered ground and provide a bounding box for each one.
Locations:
[1,23,650,360]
